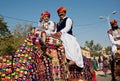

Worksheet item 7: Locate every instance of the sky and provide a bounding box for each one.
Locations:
[0,0,120,47]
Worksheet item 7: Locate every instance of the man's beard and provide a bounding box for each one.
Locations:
[112,25,118,30]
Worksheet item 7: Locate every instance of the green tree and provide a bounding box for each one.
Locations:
[105,46,111,55]
[0,17,11,37]
[0,17,13,55]
[11,23,32,49]
[0,17,32,55]
[85,40,102,57]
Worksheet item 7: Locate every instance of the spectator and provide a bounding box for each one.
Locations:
[93,57,98,71]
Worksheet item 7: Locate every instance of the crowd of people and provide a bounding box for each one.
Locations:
[88,19,120,81]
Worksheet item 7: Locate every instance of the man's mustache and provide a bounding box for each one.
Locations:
[59,14,64,16]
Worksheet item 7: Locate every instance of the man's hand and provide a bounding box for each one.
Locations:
[40,15,43,22]
[116,44,120,49]
[51,32,61,39]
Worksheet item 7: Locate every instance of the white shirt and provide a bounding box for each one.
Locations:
[38,20,56,35]
[59,16,84,68]
[60,16,72,34]
[108,29,120,53]
[108,30,120,45]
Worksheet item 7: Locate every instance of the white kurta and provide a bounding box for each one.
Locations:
[37,21,56,37]
[61,33,84,68]
[108,29,120,54]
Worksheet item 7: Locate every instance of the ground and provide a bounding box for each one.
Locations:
[96,70,112,81]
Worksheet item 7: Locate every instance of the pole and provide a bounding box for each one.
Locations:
[99,11,118,29]
[106,16,111,29]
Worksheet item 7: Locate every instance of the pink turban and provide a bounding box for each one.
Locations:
[41,11,50,18]
[110,19,117,25]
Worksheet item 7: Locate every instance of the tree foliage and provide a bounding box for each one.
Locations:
[11,23,32,49]
[105,46,111,55]
[0,17,13,55]
[0,17,32,55]
[0,17,11,37]
[85,40,102,57]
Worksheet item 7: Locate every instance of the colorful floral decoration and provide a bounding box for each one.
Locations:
[0,27,92,81]
[0,55,13,81]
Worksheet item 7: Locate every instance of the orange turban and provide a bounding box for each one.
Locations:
[57,7,67,13]
[110,19,117,25]
[42,11,50,18]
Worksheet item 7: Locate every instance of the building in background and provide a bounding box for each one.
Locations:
[81,47,91,58]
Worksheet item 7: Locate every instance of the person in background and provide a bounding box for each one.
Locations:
[91,68,97,81]
[107,19,120,81]
[107,19,120,55]
[37,11,56,43]
[51,7,84,68]
[98,55,101,70]
[92,57,98,71]
[98,55,103,71]
[109,51,116,81]
[102,57,109,77]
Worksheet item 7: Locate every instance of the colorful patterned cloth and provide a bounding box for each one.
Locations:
[0,27,92,81]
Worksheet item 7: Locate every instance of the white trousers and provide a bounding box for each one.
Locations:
[60,33,84,68]
[112,45,117,54]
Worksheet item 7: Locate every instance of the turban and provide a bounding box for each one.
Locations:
[57,7,66,13]
[42,11,50,18]
[110,19,117,25]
